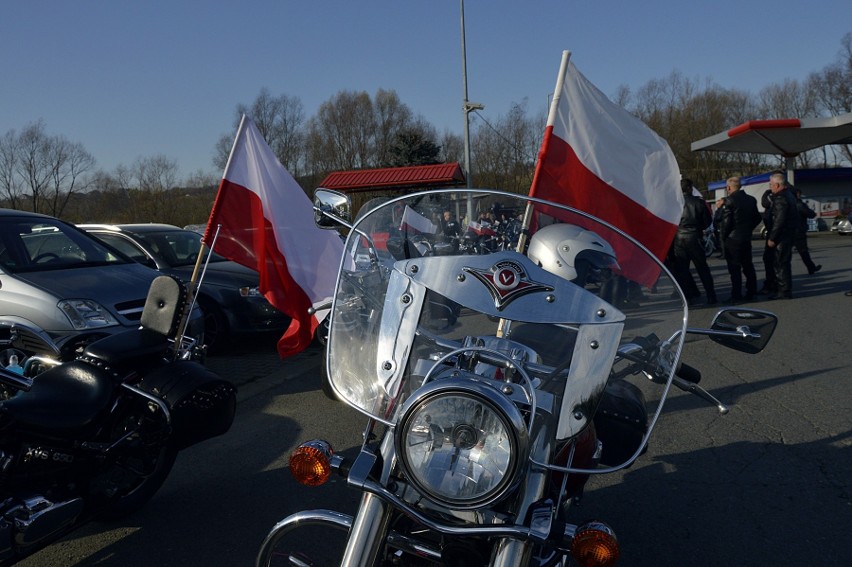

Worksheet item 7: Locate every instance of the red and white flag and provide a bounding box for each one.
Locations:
[529,51,682,283]
[467,220,497,237]
[204,115,343,358]
[399,205,437,234]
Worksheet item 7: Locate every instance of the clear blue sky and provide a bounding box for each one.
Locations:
[2,1,850,180]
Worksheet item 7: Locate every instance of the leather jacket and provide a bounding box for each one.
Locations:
[676,194,711,239]
[767,188,798,242]
[721,189,761,242]
[795,197,817,236]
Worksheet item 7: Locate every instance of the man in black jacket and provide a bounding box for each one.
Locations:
[766,173,799,299]
[721,176,762,302]
[793,188,821,275]
[672,179,717,305]
[759,189,777,294]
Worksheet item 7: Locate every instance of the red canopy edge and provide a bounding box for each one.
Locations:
[727,119,801,137]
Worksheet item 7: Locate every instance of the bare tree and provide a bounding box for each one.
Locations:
[373,89,414,166]
[471,101,543,193]
[0,120,95,216]
[0,129,23,209]
[306,90,376,172]
[125,155,182,224]
[214,88,307,175]
[809,32,852,164]
[439,130,464,164]
[184,169,218,190]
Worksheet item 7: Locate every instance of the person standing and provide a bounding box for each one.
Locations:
[439,209,461,239]
[672,179,717,305]
[721,176,762,302]
[765,172,799,299]
[758,189,777,295]
[712,200,726,259]
[793,188,821,275]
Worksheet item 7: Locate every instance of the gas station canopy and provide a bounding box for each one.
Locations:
[691,112,852,157]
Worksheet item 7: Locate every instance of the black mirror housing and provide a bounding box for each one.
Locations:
[708,307,778,354]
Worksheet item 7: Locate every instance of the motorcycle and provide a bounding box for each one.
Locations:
[702,226,716,257]
[0,274,237,565]
[258,188,777,567]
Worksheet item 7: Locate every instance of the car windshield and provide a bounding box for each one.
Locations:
[0,217,131,274]
[133,230,227,268]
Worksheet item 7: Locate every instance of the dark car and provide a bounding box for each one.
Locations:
[78,223,290,351]
[0,209,203,365]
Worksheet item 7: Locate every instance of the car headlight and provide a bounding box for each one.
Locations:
[239,286,263,298]
[58,299,119,329]
[396,378,528,509]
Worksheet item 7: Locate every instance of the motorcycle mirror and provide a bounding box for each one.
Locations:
[706,307,778,354]
[313,188,352,229]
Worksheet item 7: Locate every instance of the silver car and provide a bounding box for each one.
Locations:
[0,209,201,365]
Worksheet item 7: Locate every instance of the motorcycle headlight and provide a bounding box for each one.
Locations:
[395,379,528,509]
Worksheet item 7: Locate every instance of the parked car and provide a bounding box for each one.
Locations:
[0,209,202,367]
[837,214,852,236]
[78,223,289,351]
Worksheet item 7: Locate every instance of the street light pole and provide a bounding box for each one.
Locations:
[460,0,483,222]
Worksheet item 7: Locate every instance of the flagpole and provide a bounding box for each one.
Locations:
[518,50,572,252]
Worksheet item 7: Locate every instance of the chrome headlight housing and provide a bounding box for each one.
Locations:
[395,378,528,509]
[58,299,119,329]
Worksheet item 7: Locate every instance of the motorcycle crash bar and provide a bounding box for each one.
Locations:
[288,439,620,566]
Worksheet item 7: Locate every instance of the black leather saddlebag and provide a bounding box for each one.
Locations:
[593,379,648,466]
[137,361,237,450]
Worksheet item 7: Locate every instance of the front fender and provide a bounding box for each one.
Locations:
[137,360,237,450]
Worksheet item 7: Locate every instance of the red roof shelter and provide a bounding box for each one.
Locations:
[319,162,466,194]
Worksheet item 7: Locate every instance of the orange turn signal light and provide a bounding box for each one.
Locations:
[570,521,620,567]
[289,440,334,486]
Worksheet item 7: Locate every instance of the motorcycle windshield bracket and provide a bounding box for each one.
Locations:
[555,321,624,440]
[377,264,424,399]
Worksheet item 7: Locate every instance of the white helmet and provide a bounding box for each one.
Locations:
[527,223,618,284]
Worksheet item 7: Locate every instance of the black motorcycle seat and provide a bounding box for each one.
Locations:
[0,360,115,433]
[81,328,170,372]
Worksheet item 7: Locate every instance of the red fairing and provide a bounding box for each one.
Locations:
[549,425,599,499]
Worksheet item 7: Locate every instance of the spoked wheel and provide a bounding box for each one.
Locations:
[94,443,178,519]
[90,402,178,519]
[198,298,228,353]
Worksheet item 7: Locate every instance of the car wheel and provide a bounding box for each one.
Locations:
[198,299,228,353]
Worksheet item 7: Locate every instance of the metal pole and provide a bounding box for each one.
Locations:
[461,0,474,223]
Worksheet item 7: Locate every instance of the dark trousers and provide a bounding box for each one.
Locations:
[794,234,818,273]
[773,239,794,297]
[673,234,716,301]
[762,240,776,292]
[724,237,757,299]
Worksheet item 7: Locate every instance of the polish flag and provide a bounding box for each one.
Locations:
[467,221,497,237]
[399,205,437,234]
[204,115,343,358]
[529,51,682,285]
